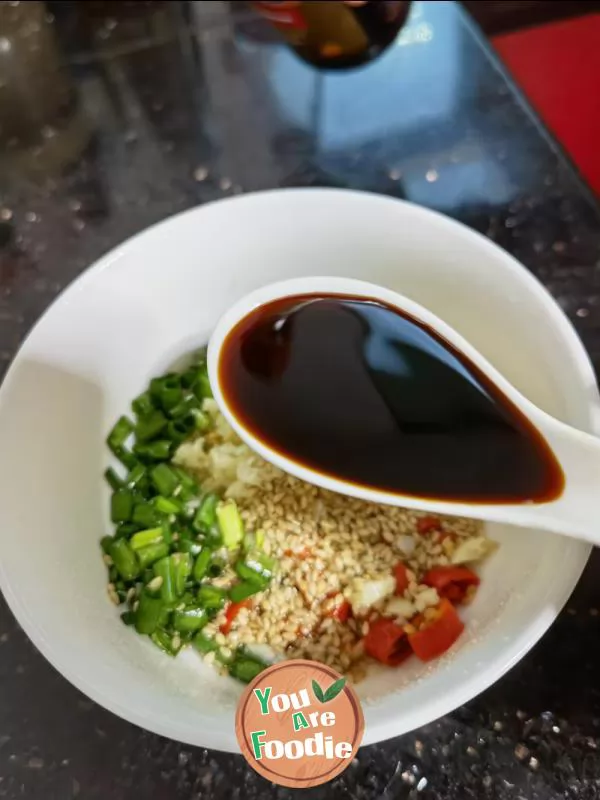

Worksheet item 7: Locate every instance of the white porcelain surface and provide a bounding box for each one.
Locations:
[0,189,594,751]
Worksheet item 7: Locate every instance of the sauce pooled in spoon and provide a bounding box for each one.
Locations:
[218,294,564,503]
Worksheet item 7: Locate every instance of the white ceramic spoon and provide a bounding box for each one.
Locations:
[208,276,600,546]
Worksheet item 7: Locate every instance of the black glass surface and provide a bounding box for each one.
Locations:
[1,2,600,798]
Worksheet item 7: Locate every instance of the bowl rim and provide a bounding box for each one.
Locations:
[0,188,593,751]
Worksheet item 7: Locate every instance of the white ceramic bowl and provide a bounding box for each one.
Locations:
[0,189,594,751]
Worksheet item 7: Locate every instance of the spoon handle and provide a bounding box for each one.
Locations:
[510,409,600,546]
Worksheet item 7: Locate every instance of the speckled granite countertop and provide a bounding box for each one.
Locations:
[1,1,600,798]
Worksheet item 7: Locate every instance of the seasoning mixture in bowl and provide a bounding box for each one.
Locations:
[101,352,497,684]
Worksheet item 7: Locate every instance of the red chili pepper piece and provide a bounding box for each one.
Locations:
[422,566,480,604]
[417,516,441,535]
[393,562,410,595]
[364,617,412,666]
[220,599,252,635]
[408,599,465,661]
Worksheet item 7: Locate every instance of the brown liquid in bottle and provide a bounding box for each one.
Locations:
[218,294,564,503]
[251,1,411,70]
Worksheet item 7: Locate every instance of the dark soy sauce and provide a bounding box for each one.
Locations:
[219,294,564,503]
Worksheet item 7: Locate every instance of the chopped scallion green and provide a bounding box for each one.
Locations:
[109,538,139,581]
[151,463,180,497]
[104,467,123,491]
[135,410,167,442]
[216,499,244,550]
[107,416,134,450]
[111,489,134,523]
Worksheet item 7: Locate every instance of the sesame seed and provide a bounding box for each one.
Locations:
[146,576,163,592]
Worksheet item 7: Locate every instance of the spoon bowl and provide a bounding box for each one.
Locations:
[209,276,600,546]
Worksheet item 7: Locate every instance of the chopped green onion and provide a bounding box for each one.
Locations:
[111,489,134,523]
[151,376,183,413]
[109,539,139,581]
[173,467,200,496]
[104,467,123,491]
[130,527,164,551]
[161,386,184,413]
[153,553,190,603]
[132,391,155,417]
[137,542,169,569]
[234,563,269,588]
[182,414,198,434]
[229,655,267,684]
[114,522,139,540]
[192,364,213,400]
[133,440,172,462]
[132,502,159,529]
[120,611,135,626]
[161,521,173,546]
[238,550,277,583]
[176,527,193,547]
[169,394,200,419]
[216,500,244,550]
[151,629,184,656]
[145,574,164,596]
[215,648,235,666]
[181,366,199,389]
[138,542,169,569]
[192,409,210,432]
[153,555,177,603]
[177,537,202,557]
[126,463,148,492]
[134,590,164,634]
[180,590,195,605]
[242,530,266,553]
[192,631,218,654]
[174,552,192,595]
[151,463,180,497]
[229,581,263,603]
[235,552,276,588]
[100,536,113,554]
[159,605,172,628]
[173,606,208,633]
[197,585,226,610]
[166,419,192,446]
[150,374,174,398]
[112,446,138,470]
[152,495,184,515]
[204,525,223,548]
[142,568,154,584]
[192,493,219,533]
[193,548,212,582]
[135,410,167,442]
[107,416,134,450]
[207,557,226,578]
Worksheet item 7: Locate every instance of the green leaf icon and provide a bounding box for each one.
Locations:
[312,679,325,703]
[323,677,347,703]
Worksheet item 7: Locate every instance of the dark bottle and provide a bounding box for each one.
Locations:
[250,1,411,69]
